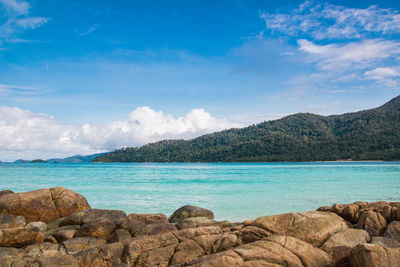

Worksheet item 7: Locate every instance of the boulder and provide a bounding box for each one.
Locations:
[24,242,66,258]
[169,205,214,223]
[45,225,80,239]
[26,221,47,232]
[80,209,126,226]
[36,255,79,267]
[266,235,334,267]
[357,211,387,236]
[108,229,131,243]
[120,213,168,235]
[76,217,116,239]
[321,228,370,266]
[175,217,218,229]
[371,236,400,248]
[0,247,25,259]
[0,187,90,223]
[54,229,77,242]
[73,242,125,267]
[342,204,360,224]
[0,227,44,247]
[383,221,400,241]
[62,237,106,254]
[234,226,271,245]
[349,243,400,267]
[0,190,13,197]
[135,223,177,236]
[0,213,17,229]
[251,211,348,246]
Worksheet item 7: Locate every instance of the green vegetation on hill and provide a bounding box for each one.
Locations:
[93,95,400,162]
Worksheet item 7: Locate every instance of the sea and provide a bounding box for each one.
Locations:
[1,162,399,222]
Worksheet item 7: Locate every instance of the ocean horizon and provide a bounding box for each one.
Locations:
[1,161,399,222]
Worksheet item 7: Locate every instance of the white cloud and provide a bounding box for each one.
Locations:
[261,1,400,39]
[0,106,240,161]
[16,17,49,29]
[297,39,400,70]
[0,0,29,14]
[364,67,400,86]
[0,83,41,95]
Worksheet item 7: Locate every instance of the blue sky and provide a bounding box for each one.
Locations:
[0,0,400,160]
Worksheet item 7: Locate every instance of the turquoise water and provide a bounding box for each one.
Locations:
[0,162,399,222]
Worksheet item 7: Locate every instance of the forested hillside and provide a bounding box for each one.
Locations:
[93,95,400,162]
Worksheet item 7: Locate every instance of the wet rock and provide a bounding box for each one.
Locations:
[357,210,387,236]
[169,205,214,223]
[108,228,131,243]
[76,217,116,239]
[0,227,44,247]
[26,221,47,232]
[321,228,370,266]
[349,243,400,267]
[383,221,400,241]
[371,236,400,248]
[251,211,347,246]
[62,237,107,255]
[0,187,90,223]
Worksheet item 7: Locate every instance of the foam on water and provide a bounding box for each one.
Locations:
[1,162,399,222]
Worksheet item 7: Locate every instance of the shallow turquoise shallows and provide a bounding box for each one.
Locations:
[0,162,399,222]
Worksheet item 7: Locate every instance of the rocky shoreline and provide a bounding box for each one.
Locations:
[0,187,399,266]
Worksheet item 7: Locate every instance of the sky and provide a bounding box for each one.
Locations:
[0,0,400,161]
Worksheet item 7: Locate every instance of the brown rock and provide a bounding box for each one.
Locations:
[0,227,44,247]
[136,222,177,236]
[382,206,397,222]
[332,203,345,216]
[26,221,47,232]
[0,190,13,197]
[24,242,66,258]
[251,211,348,246]
[371,236,400,248]
[321,228,370,266]
[44,225,80,239]
[15,216,26,227]
[73,242,124,267]
[0,247,26,259]
[384,221,400,241]
[80,209,127,226]
[62,237,107,254]
[121,213,168,235]
[170,239,205,265]
[235,226,271,245]
[37,255,79,267]
[342,204,360,224]
[0,213,17,229]
[175,216,217,229]
[0,187,90,223]
[266,235,334,267]
[169,205,214,223]
[108,228,131,243]
[212,233,237,253]
[54,229,77,242]
[76,217,116,239]
[357,210,387,236]
[349,243,400,267]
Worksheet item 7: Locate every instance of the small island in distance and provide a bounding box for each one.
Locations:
[93,94,400,163]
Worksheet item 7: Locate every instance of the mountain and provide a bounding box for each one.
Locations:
[47,153,105,163]
[93,95,400,162]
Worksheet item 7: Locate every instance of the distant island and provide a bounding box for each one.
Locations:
[13,153,105,164]
[93,95,400,162]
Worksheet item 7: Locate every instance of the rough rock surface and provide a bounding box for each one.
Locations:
[169,205,214,223]
[0,187,90,223]
[1,188,400,267]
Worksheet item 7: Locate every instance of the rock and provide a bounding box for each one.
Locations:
[212,234,238,253]
[332,203,345,216]
[15,216,26,227]
[54,229,77,242]
[0,213,17,229]
[266,235,334,267]
[0,247,25,259]
[371,236,400,248]
[73,242,125,267]
[76,218,116,239]
[120,213,168,235]
[45,235,58,244]
[26,221,47,232]
[0,190,13,197]
[37,255,79,267]
[170,239,205,265]
[234,226,271,245]
[382,206,397,222]
[108,229,131,243]
[62,237,107,254]
[80,209,127,226]
[251,211,348,247]
[342,204,360,224]
[321,228,370,266]
[384,221,400,241]
[175,217,217,229]
[45,225,80,239]
[349,243,400,267]
[169,205,214,223]
[135,222,177,236]
[0,187,90,223]
[357,210,387,236]
[24,242,66,258]
[0,227,44,247]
